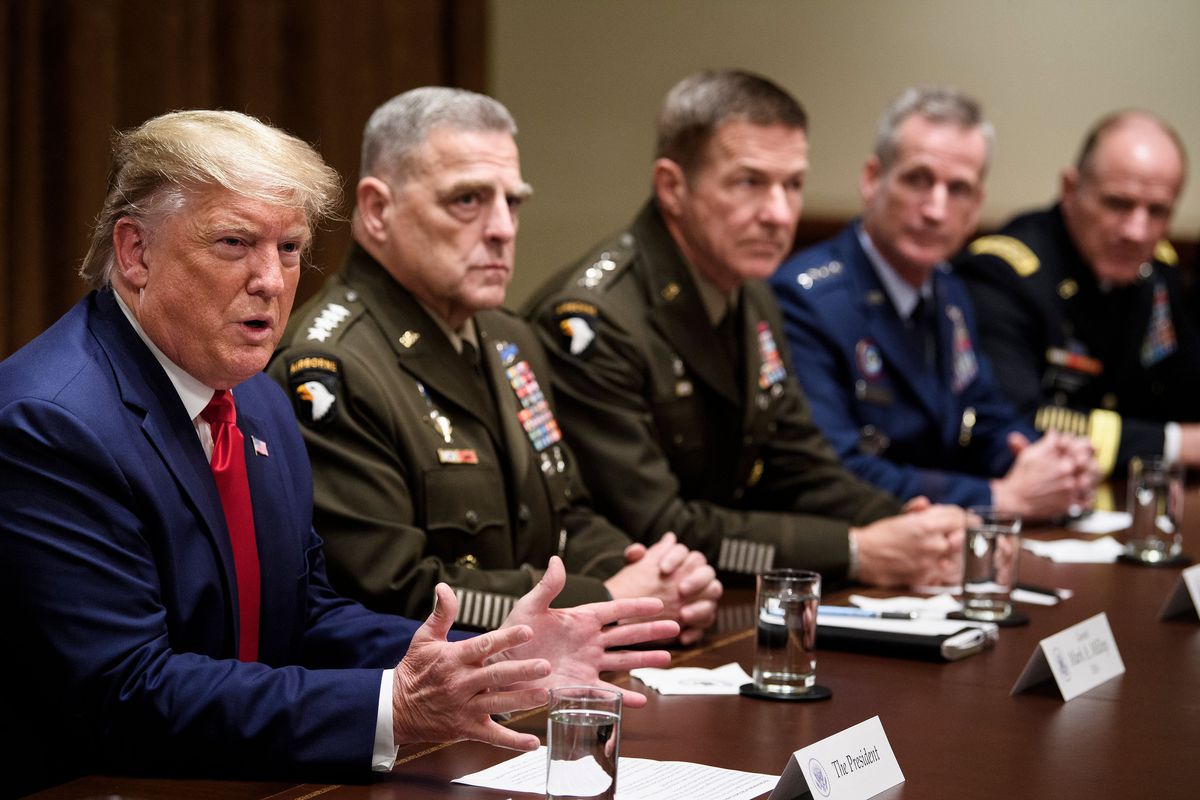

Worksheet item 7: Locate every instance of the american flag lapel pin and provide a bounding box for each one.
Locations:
[251,436,269,457]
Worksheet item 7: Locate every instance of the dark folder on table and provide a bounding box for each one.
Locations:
[816,616,995,662]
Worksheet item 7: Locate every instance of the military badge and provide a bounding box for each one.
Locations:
[1140,281,1177,367]
[437,449,479,465]
[755,321,787,389]
[854,338,883,382]
[287,355,341,427]
[503,348,563,451]
[415,382,455,444]
[551,301,599,358]
[946,305,978,394]
[497,341,519,367]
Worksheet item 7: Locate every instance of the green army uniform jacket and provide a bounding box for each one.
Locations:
[525,202,901,582]
[268,244,628,629]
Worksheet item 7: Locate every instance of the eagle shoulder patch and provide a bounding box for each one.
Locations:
[287,354,341,427]
[552,300,599,358]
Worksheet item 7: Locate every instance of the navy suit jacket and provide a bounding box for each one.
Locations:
[770,223,1034,507]
[0,291,422,795]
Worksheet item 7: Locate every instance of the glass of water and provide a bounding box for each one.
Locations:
[546,685,621,800]
[753,568,821,695]
[962,507,1022,621]
[1124,456,1184,564]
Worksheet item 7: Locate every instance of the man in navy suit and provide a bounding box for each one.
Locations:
[772,88,1096,515]
[0,110,675,796]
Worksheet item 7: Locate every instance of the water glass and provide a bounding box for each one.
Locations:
[546,685,621,800]
[752,568,820,694]
[962,507,1022,621]
[1125,456,1184,564]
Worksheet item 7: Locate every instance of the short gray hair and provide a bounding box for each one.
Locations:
[873,87,994,174]
[655,69,807,176]
[79,109,342,289]
[360,87,517,184]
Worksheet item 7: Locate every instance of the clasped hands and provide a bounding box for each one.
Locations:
[392,555,678,751]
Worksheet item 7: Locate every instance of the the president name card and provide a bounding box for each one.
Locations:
[1158,563,1200,621]
[1011,612,1125,701]
[770,716,903,800]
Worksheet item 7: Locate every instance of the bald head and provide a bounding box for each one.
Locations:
[1061,112,1187,285]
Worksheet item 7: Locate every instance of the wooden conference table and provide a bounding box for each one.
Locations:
[29,498,1200,800]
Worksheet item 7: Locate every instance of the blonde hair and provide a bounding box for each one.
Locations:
[79,109,342,288]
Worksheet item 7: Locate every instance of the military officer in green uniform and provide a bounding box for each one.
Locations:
[526,70,964,589]
[270,88,721,640]
[956,111,1200,477]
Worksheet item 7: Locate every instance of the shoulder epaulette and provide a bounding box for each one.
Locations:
[575,232,636,291]
[968,235,1040,277]
[792,259,844,290]
[299,287,364,344]
[1154,239,1179,266]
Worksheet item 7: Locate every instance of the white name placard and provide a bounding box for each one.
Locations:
[1159,563,1200,621]
[1011,612,1125,701]
[770,716,903,800]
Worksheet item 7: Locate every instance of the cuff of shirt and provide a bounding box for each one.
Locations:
[372,668,398,772]
[1164,422,1182,464]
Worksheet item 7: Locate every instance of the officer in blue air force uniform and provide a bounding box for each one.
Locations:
[772,87,1096,519]
[775,223,1029,507]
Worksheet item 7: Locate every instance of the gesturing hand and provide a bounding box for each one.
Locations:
[392,583,554,751]
[498,556,678,708]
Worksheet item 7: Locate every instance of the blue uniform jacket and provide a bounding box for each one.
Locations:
[770,223,1034,507]
[0,290,422,795]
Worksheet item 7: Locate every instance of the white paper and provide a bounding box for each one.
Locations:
[630,662,752,695]
[1010,588,1058,606]
[1067,510,1131,534]
[547,754,612,796]
[818,614,994,639]
[1022,536,1124,563]
[773,716,904,800]
[847,593,961,616]
[454,746,778,800]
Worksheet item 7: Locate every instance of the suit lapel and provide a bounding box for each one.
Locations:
[90,292,239,606]
[233,397,297,660]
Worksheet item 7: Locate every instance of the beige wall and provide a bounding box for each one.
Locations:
[489,0,1200,305]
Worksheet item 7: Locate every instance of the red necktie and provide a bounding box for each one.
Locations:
[202,390,260,662]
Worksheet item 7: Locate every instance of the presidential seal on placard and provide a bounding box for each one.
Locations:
[809,758,832,797]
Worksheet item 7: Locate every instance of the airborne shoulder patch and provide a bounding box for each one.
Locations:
[287,354,341,427]
[552,299,600,358]
[968,235,1040,277]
